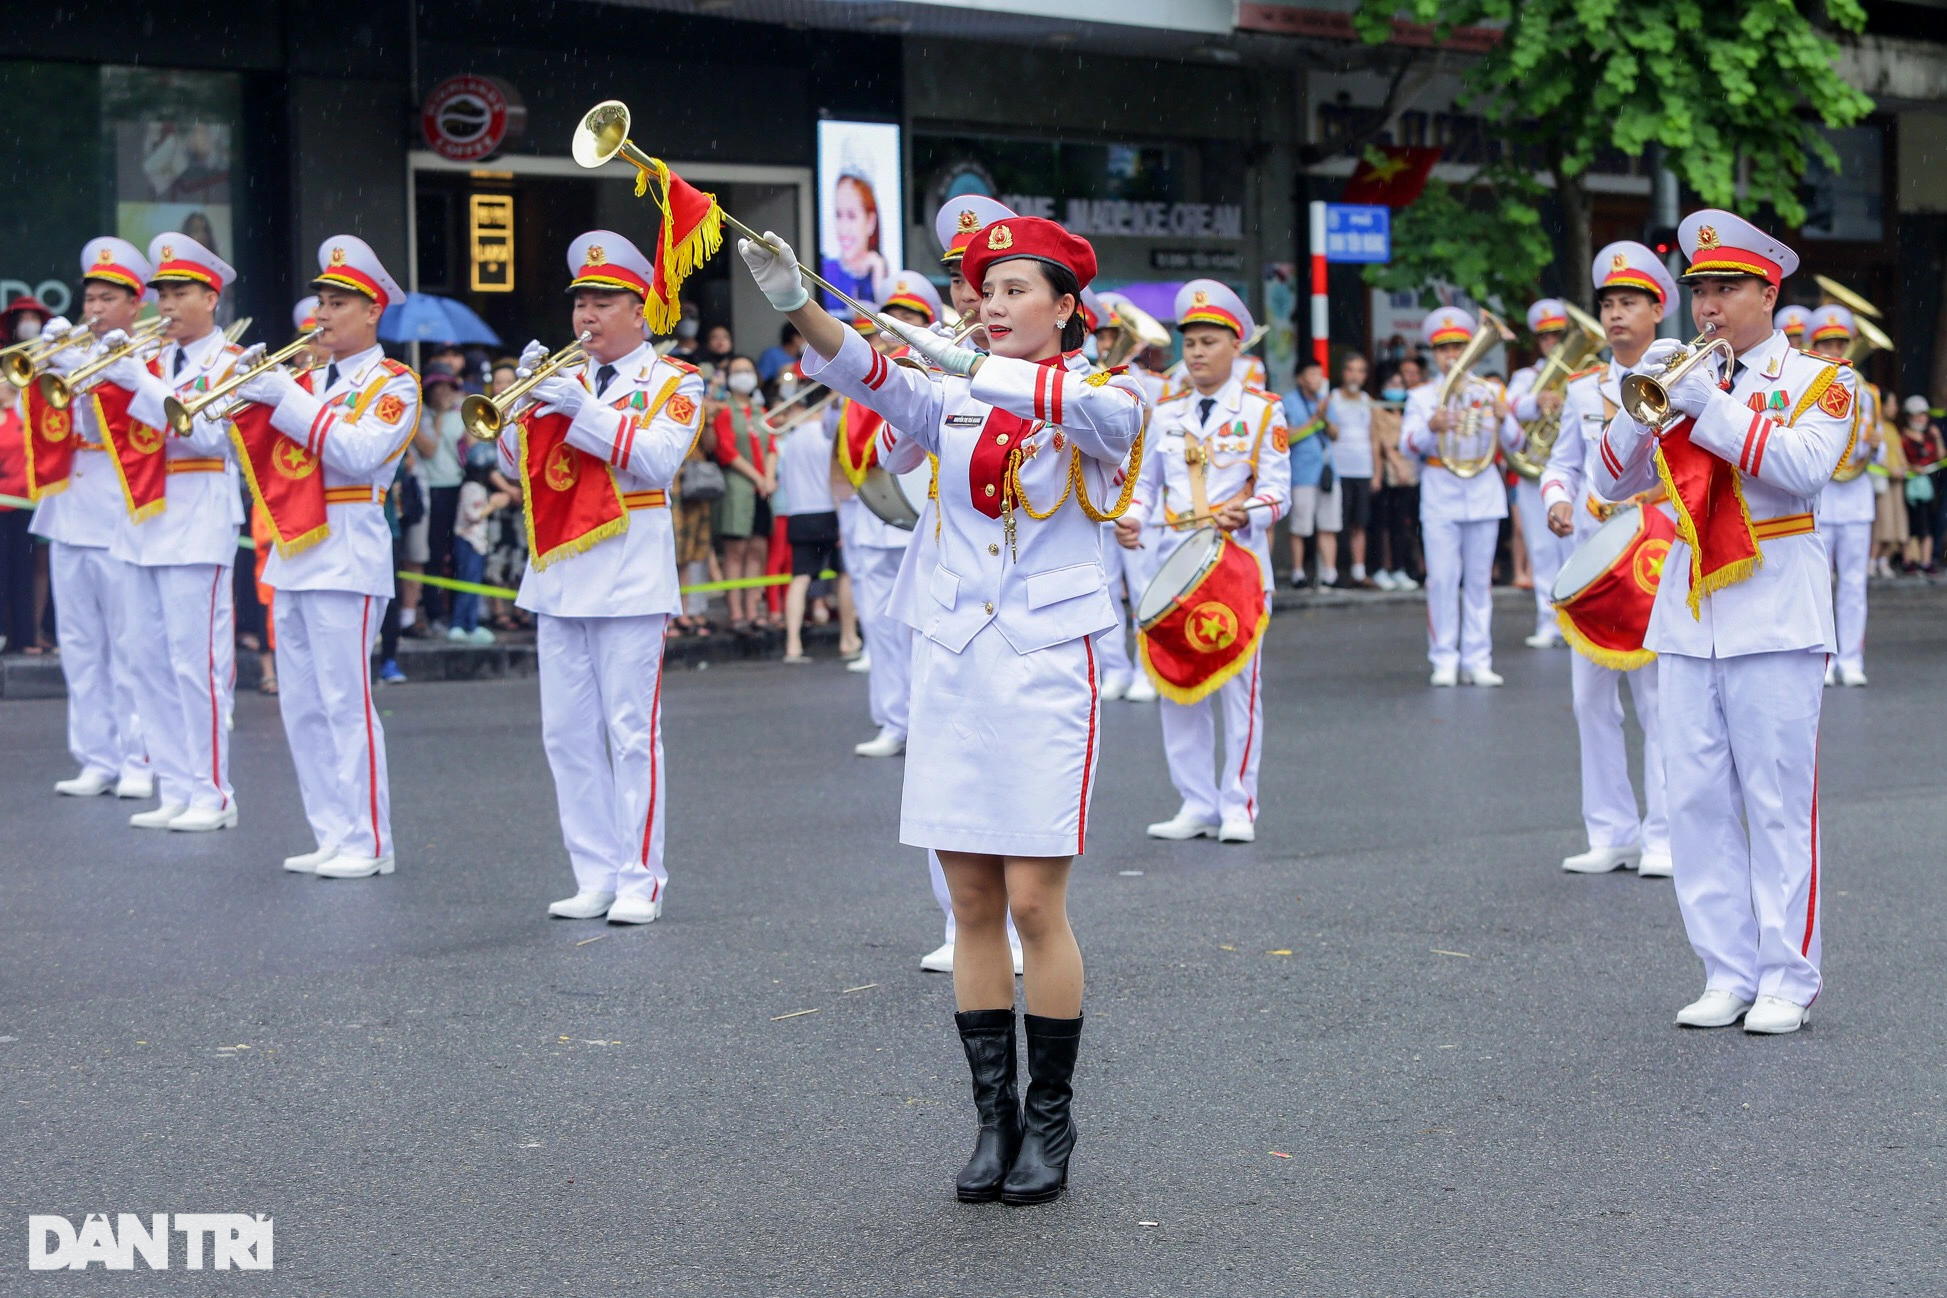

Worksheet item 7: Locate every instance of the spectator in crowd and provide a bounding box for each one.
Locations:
[672,430,720,639]
[1324,351,1377,587]
[702,323,735,368]
[667,301,703,362]
[758,323,805,385]
[1282,359,1332,589]
[376,456,416,684]
[774,402,855,662]
[1368,367,1422,591]
[448,453,508,645]
[1398,355,1425,391]
[1873,409,1909,578]
[1901,395,1944,574]
[424,343,466,379]
[395,440,430,639]
[415,371,467,629]
[481,357,527,630]
[712,354,776,631]
[0,383,37,655]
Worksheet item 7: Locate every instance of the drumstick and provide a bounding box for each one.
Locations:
[1166,499,1277,530]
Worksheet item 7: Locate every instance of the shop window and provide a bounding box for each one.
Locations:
[1802,124,1885,242]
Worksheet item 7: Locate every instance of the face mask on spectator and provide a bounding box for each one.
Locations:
[1382,386,1406,401]
[728,371,757,395]
[676,318,699,340]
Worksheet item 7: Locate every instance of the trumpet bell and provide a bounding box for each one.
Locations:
[460,392,505,442]
[573,100,632,169]
[1617,373,1669,428]
[2,352,34,389]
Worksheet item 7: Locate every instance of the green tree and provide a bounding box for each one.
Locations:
[1361,158,1555,314]
[1354,0,1874,310]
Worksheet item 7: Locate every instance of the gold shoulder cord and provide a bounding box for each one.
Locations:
[996,378,1149,555]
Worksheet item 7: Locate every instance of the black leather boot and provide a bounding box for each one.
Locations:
[954,1009,1022,1203]
[1001,1013,1081,1205]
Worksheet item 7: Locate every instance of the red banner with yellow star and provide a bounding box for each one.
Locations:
[1136,531,1268,705]
[516,409,627,570]
[1553,504,1677,670]
[19,380,78,500]
[94,381,168,523]
[229,400,330,558]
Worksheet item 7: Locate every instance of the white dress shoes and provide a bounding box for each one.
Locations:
[114,772,154,799]
[1461,666,1504,686]
[1429,665,1458,687]
[316,853,395,879]
[1523,631,1562,648]
[1124,675,1158,702]
[548,889,616,919]
[1218,818,1256,843]
[606,893,663,924]
[1099,676,1130,701]
[1823,661,1838,687]
[55,770,116,797]
[1147,811,1220,840]
[1562,843,1641,874]
[1676,989,1753,1028]
[283,845,339,874]
[1839,666,1868,687]
[845,650,873,674]
[1637,848,1673,878]
[130,802,189,829]
[1743,994,1810,1035]
[853,730,907,758]
[921,941,955,973]
[168,805,237,832]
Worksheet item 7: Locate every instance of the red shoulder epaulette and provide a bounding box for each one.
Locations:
[381,358,414,377]
[1566,364,1603,381]
[664,357,700,375]
[1797,348,1851,367]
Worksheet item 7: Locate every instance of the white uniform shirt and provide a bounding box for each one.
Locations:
[1819,380,1880,526]
[1127,376,1292,593]
[1325,387,1374,478]
[1400,374,1523,522]
[29,334,131,550]
[1594,329,1854,658]
[1542,360,1629,543]
[800,328,1145,654]
[495,343,705,619]
[113,327,245,568]
[261,343,422,597]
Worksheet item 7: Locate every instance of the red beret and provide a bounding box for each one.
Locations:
[960,217,1098,294]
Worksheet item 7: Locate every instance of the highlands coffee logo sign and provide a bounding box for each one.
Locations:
[27,1213,272,1271]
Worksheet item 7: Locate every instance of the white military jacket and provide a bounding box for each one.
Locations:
[1542,360,1638,544]
[111,328,246,568]
[802,327,1146,655]
[1594,328,1854,658]
[1126,376,1292,594]
[29,333,137,551]
[1819,380,1881,526]
[1400,374,1523,522]
[496,343,704,619]
[260,344,422,597]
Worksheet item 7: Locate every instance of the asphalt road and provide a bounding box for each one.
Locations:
[4,590,1945,1296]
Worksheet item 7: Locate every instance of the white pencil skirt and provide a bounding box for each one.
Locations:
[901,627,1102,858]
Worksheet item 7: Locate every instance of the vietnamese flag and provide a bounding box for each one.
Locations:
[637,157,725,334]
[1340,147,1442,208]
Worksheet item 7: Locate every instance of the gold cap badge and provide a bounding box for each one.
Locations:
[586,245,606,265]
[957,209,979,232]
[987,224,1013,251]
[96,248,114,264]
[159,243,175,261]
[329,246,347,266]
[1696,225,1719,251]
[1193,289,1209,306]
[1611,252,1628,270]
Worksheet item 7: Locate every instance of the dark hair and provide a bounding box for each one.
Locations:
[1299,359,1324,375]
[779,322,801,344]
[1034,262,1087,352]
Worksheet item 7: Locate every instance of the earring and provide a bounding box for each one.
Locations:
[1056,318,1068,328]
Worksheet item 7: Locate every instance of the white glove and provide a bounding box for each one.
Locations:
[236,361,300,409]
[883,316,981,379]
[235,342,269,371]
[516,338,548,378]
[1664,353,1723,419]
[41,320,82,376]
[92,332,150,393]
[39,315,72,339]
[1634,338,1687,375]
[738,233,809,313]
[531,374,585,417]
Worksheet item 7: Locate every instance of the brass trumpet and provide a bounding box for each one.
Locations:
[1617,325,1735,430]
[162,329,323,435]
[462,333,590,442]
[2,319,97,388]
[209,332,326,423]
[37,317,171,410]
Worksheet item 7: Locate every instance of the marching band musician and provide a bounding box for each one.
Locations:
[836,270,941,758]
[1806,304,1878,687]
[1541,242,1676,878]
[1119,280,1291,845]
[98,232,245,833]
[1401,307,1524,687]
[1505,299,1574,648]
[29,239,152,801]
[1592,211,1854,1035]
[741,214,1147,1205]
[231,235,420,879]
[1773,304,1811,350]
[497,231,705,924]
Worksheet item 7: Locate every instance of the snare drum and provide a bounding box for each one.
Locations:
[1134,527,1268,704]
[855,461,935,531]
[1550,503,1677,669]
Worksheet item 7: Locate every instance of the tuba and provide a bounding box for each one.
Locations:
[1821,280,1892,483]
[1098,298,1171,371]
[1431,309,1514,479]
[1507,302,1606,480]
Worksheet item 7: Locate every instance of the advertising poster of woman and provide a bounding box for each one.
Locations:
[816,120,902,311]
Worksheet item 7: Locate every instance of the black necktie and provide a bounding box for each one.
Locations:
[597,364,616,397]
[172,349,186,377]
[326,363,340,391]
[1198,396,1215,427]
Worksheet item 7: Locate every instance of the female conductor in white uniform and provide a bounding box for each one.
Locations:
[741,216,1147,1206]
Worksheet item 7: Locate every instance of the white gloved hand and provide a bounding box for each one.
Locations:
[531,374,585,417]
[738,233,810,313]
[39,315,72,339]
[1633,338,1687,375]
[40,319,81,376]
[516,338,548,378]
[92,332,151,393]
[236,361,300,409]
[882,316,981,378]
[1664,352,1723,419]
[235,342,269,371]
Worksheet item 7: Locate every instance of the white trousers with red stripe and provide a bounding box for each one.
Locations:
[1158,646,1264,825]
[1094,521,1136,687]
[51,542,148,783]
[537,613,669,902]
[119,561,233,812]
[1570,652,1668,854]
[849,544,910,739]
[1818,520,1870,676]
[1659,649,1825,1006]
[1514,479,1570,637]
[1422,516,1498,673]
[273,590,390,859]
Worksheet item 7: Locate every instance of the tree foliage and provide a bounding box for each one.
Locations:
[1360,159,1555,311]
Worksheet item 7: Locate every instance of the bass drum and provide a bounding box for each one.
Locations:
[1550,503,1677,669]
[856,462,934,530]
[1134,526,1269,705]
